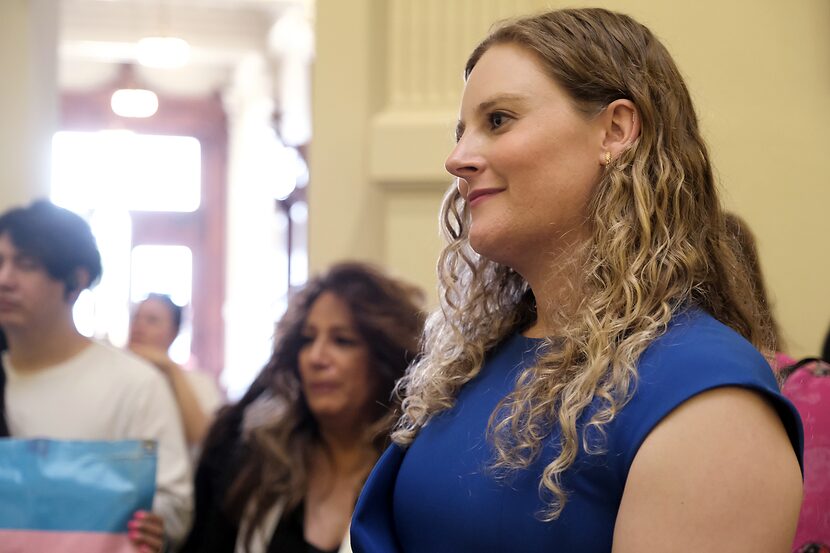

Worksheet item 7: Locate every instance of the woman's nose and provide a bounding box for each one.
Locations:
[307,338,329,365]
[445,143,483,178]
[445,139,484,198]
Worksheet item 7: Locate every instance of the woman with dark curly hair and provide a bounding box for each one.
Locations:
[351,8,803,553]
[182,262,424,553]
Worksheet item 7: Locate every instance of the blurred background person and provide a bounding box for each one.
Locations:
[182,262,425,553]
[0,200,191,552]
[723,211,795,370]
[725,214,830,551]
[128,293,224,448]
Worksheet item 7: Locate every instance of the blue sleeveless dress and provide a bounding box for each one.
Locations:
[350,309,803,553]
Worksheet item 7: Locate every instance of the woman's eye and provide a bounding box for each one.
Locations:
[488,111,509,130]
[334,336,358,346]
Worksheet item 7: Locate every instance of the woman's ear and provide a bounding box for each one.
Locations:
[601,99,640,158]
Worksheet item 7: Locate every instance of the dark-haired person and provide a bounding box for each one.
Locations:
[723,212,796,371]
[128,293,224,448]
[181,262,425,553]
[0,200,192,552]
[351,8,803,553]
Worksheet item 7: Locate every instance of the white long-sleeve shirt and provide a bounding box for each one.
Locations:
[3,340,193,544]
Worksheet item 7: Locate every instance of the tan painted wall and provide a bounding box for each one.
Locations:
[599,0,830,356]
[311,0,829,356]
[0,0,57,210]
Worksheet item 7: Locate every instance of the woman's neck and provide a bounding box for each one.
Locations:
[521,275,582,339]
[511,238,588,339]
[316,425,376,476]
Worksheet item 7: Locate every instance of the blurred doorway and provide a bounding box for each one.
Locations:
[53,77,227,378]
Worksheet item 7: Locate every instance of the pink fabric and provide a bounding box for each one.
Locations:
[774,352,798,372]
[783,362,830,551]
[0,529,134,553]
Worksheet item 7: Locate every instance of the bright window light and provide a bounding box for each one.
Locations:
[52,131,201,212]
[73,290,97,338]
[137,36,191,69]
[130,245,193,363]
[70,209,133,345]
[111,88,159,118]
[130,245,193,306]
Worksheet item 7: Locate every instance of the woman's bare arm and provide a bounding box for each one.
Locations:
[613,386,802,553]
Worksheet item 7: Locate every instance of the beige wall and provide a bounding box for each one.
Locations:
[311,0,830,356]
[0,0,58,210]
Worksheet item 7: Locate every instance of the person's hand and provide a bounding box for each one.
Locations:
[128,510,165,553]
[129,344,177,377]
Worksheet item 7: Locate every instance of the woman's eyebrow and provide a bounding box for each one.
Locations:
[302,324,356,334]
[475,93,529,114]
[456,93,530,139]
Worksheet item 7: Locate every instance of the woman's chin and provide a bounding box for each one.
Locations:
[468,231,517,269]
[308,400,350,422]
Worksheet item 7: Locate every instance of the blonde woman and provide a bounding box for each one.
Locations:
[351,8,803,553]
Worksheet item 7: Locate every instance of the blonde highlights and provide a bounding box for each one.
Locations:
[393,8,772,519]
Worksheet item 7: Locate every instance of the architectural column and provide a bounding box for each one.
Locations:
[309,0,388,271]
[0,0,58,209]
[222,54,286,398]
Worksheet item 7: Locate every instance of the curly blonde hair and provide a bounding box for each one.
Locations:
[393,8,774,520]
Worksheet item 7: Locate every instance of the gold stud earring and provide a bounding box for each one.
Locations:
[604,151,612,165]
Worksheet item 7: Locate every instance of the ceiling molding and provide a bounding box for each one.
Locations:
[59,0,311,92]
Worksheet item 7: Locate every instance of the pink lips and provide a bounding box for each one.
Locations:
[467,188,503,207]
[308,382,340,394]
